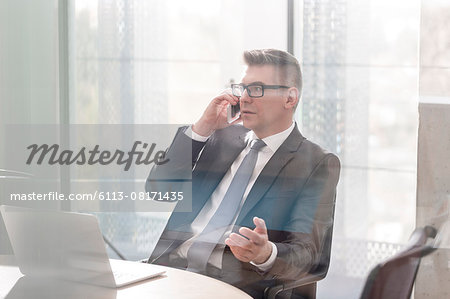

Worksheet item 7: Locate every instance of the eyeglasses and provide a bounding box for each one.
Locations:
[231,84,290,98]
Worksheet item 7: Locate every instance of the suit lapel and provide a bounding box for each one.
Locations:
[236,127,305,224]
[196,133,247,195]
[166,131,247,229]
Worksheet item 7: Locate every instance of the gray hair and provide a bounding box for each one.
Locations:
[243,48,302,97]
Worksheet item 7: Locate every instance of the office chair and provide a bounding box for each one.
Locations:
[263,167,339,299]
[359,225,437,299]
[264,214,336,299]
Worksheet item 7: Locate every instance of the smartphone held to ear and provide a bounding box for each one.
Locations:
[227,101,240,123]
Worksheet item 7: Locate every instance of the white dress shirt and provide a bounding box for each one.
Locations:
[172,122,295,271]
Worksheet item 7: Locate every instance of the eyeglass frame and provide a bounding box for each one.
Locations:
[231,83,291,98]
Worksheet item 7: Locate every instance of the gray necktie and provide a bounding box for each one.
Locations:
[186,139,266,272]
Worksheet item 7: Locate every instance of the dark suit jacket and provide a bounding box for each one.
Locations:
[145,124,340,292]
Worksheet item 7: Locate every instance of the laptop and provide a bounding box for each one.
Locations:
[0,205,165,288]
[6,276,118,299]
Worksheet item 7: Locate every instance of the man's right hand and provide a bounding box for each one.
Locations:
[192,90,241,137]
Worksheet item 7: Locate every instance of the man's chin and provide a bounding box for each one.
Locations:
[241,119,255,130]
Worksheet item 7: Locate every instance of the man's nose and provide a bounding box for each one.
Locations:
[239,89,252,103]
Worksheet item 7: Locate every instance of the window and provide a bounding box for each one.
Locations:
[70,0,288,260]
[298,0,420,296]
[69,1,434,296]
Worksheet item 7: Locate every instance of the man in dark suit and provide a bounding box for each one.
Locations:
[146,49,340,298]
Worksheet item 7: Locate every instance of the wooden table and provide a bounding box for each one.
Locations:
[0,256,251,299]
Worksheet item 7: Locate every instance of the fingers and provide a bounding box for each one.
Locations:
[225,237,238,248]
[225,237,253,262]
[227,217,268,247]
[227,244,252,262]
[194,90,240,135]
[225,218,270,263]
[227,233,252,248]
[253,217,267,235]
[239,227,265,245]
[214,91,239,106]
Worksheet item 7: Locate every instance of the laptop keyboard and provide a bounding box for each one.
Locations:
[109,259,165,286]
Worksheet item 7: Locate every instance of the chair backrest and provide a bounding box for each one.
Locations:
[290,222,335,299]
[359,226,437,299]
[265,193,337,299]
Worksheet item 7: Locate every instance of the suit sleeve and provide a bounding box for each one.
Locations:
[145,126,206,195]
[267,154,341,280]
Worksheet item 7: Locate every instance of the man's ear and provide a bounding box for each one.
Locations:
[285,87,299,109]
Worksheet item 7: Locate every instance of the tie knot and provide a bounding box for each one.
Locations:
[250,139,266,151]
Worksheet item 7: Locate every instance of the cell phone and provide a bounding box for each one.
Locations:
[227,101,240,123]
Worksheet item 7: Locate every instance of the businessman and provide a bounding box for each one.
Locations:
[146,49,340,298]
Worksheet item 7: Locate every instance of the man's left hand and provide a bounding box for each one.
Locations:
[225,217,272,264]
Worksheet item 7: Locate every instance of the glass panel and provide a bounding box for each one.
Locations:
[299,0,420,297]
[70,0,287,261]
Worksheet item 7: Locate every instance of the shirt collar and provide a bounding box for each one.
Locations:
[245,121,295,153]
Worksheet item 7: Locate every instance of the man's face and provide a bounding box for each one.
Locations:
[239,65,293,138]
